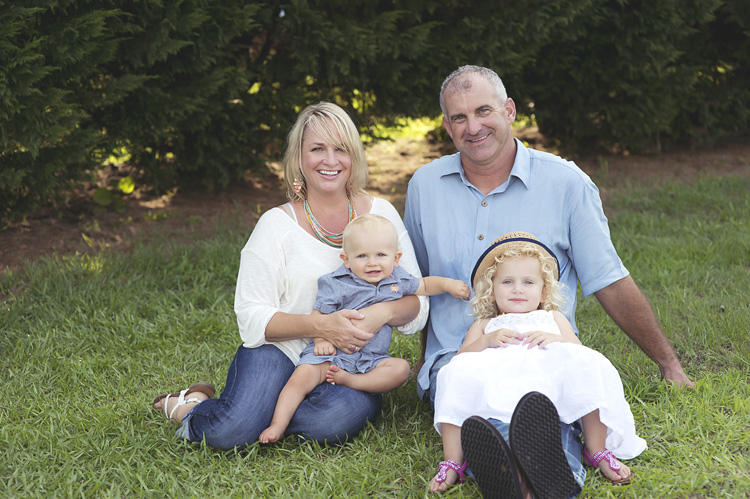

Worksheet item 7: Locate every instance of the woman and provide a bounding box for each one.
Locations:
[152,102,428,449]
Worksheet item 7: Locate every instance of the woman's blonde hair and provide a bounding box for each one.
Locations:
[471,241,564,319]
[282,101,368,202]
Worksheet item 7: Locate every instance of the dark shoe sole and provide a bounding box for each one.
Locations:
[509,392,580,498]
[461,416,523,499]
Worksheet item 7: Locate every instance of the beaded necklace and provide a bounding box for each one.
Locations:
[303,199,356,248]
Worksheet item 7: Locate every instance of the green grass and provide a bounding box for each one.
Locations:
[2,175,749,498]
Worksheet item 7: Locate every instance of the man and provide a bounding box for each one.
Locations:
[403,65,694,496]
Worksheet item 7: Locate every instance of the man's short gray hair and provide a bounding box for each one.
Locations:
[439,65,508,117]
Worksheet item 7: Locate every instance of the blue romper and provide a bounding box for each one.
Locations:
[297,264,419,374]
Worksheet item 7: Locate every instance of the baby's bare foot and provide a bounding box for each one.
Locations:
[259,425,284,444]
[326,365,351,386]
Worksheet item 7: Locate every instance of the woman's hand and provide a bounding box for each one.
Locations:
[348,304,388,335]
[314,310,374,354]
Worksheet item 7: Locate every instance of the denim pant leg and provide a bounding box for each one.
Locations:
[178,344,382,449]
[286,380,382,445]
[177,344,295,450]
[427,350,457,409]
[486,418,586,498]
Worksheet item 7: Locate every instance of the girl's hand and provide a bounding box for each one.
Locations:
[521,331,563,349]
[484,328,524,348]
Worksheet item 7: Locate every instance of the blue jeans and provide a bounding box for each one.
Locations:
[428,351,586,495]
[177,344,382,450]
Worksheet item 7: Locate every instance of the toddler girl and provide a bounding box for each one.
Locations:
[429,231,647,492]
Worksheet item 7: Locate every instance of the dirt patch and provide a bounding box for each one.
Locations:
[2,131,749,273]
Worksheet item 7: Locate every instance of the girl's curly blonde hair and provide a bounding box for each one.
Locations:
[471,241,564,319]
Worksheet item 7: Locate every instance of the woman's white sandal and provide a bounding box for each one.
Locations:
[152,382,216,422]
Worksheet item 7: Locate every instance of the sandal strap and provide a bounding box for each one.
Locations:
[434,460,468,484]
[167,389,189,420]
[163,385,210,421]
[587,449,622,471]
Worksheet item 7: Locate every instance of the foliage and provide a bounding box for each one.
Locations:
[2,174,750,497]
[2,0,749,224]
[523,0,750,153]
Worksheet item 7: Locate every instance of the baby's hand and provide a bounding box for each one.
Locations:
[449,280,471,299]
[484,328,524,348]
[314,339,336,356]
[522,331,562,349]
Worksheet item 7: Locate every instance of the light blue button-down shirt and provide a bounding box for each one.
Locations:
[403,139,628,399]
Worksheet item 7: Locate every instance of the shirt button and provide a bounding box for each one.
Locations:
[478,234,484,240]
[481,201,487,207]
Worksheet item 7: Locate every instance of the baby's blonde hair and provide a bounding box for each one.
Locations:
[341,214,398,255]
[471,241,563,319]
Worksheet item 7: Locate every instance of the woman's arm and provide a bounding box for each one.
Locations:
[350,295,420,334]
[265,309,374,352]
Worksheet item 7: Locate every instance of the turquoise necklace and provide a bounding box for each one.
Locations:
[303,199,356,248]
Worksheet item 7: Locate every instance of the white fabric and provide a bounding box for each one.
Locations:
[434,310,647,459]
[234,197,428,364]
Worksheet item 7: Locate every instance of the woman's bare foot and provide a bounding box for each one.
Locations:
[325,365,352,386]
[259,424,285,444]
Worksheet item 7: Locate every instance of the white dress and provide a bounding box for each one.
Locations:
[434,310,647,459]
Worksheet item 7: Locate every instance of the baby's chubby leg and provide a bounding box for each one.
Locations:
[325,358,410,393]
[259,363,329,443]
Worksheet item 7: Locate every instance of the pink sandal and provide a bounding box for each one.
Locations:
[583,448,632,485]
[432,460,467,487]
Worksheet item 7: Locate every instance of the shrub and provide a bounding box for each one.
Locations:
[1,0,748,224]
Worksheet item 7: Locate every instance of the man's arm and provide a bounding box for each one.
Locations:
[594,275,695,388]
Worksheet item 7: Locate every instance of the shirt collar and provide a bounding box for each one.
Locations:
[332,263,352,277]
[332,263,397,286]
[509,138,531,189]
[439,138,531,191]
